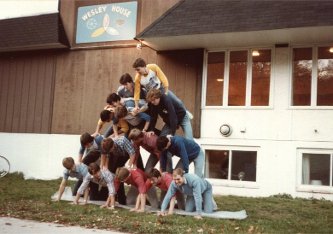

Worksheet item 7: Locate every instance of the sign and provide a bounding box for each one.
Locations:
[76,1,137,44]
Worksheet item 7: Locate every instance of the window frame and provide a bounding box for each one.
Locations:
[203,145,260,189]
[202,47,274,109]
[296,148,333,194]
[290,45,333,109]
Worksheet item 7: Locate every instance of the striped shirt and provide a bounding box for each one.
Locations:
[77,169,116,196]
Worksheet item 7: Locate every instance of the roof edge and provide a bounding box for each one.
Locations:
[135,0,185,40]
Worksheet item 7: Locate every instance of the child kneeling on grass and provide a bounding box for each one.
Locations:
[74,163,116,209]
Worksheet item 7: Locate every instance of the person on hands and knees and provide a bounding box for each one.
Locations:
[74,163,116,209]
[55,157,89,201]
[115,167,157,212]
[159,168,215,219]
[146,168,185,212]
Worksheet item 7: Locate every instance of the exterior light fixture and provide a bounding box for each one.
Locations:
[220,124,232,137]
[252,50,260,56]
[329,47,333,53]
[216,78,224,82]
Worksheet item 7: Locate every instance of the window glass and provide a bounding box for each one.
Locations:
[292,48,312,106]
[205,149,257,182]
[205,150,229,179]
[228,51,247,106]
[231,151,257,181]
[317,47,333,106]
[206,52,225,106]
[302,153,330,186]
[251,50,271,106]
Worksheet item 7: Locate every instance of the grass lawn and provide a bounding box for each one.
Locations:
[0,173,332,233]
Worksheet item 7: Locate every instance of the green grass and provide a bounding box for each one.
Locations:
[1,173,333,233]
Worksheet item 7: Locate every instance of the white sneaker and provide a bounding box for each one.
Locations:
[186,110,193,120]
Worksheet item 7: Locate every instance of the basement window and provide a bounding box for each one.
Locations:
[205,149,257,182]
[301,152,332,186]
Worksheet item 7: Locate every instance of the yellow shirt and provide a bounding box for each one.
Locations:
[134,64,169,101]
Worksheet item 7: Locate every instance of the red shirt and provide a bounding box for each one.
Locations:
[124,168,148,194]
[133,132,160,166]
[146,172,173,191]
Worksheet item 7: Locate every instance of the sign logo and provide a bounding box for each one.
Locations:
[76,2,137,43]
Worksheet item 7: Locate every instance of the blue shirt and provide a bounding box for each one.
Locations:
[161,173,212,214]
[160,136,201,173]
[78,135,104,155]
[63,163,88,180]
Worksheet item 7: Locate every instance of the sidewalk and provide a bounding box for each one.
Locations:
[0,217,126,234]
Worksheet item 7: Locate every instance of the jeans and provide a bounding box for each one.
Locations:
[145,153,172,174]
[104,125,114,138]
[160,112,193,140]
[184,183,214,213]
[175,148,205,178]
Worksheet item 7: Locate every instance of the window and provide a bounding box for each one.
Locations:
[292,46,333,106]
[205,49,271,107]
[205,149,257,182]
[206,52,225,106]
[301,153,332,186]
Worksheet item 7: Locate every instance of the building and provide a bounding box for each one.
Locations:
[1,0,333,200]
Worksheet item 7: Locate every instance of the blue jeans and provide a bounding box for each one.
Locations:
[185,182,214,213]
[145,153,173,174]
[175,148,205,178]
[160,112,193,140]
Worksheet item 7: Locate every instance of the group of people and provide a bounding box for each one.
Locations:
[55,58,216,219]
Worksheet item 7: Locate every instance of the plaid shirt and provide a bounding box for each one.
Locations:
[114,136,135,156]
[77,169,116,196]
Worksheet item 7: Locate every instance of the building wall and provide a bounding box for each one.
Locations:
[200,47,333,200]
[0,52,56,133]
[0,0,203,137]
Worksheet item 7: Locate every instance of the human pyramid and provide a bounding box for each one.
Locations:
[55,58,216,219]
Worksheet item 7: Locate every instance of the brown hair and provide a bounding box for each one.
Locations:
[147,168,161,179]
[88,163,100,175]
[114,105,128,119]
[132,58,146,68]
[146,88,162,102]
[119,73,134,85]
[80,132,94,147]
[115,167,130,181]
[173,168,184,177]
[156,136,169,151]
[102,138,114,154]
[128,128,144,141]
[62,157,74,170]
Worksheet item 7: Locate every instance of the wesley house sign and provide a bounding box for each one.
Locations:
[76,1,138,43]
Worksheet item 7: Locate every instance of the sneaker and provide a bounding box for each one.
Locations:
[139,104,148,113]
[186,110,193,120]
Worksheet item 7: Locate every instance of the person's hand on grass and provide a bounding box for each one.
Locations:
[72,200,79,205]
[157,211,167,216]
